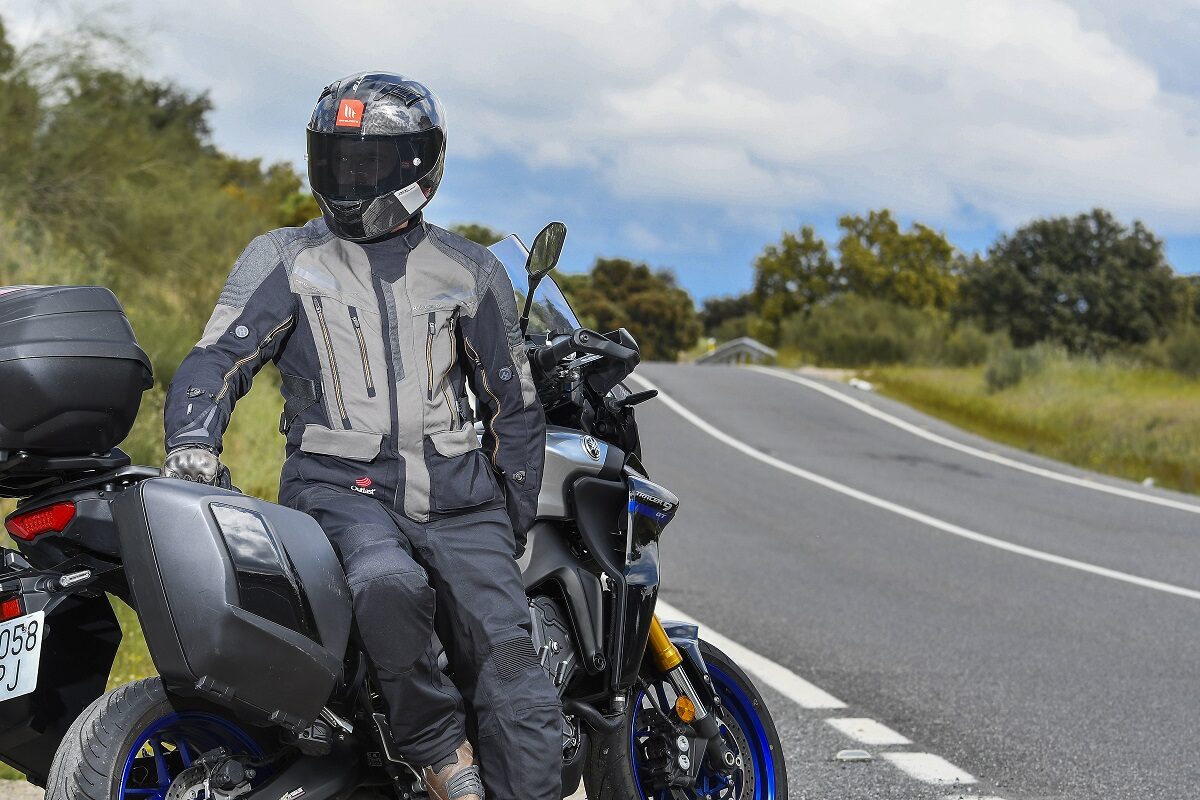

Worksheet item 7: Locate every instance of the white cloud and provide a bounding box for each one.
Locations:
[6,0,1200,238]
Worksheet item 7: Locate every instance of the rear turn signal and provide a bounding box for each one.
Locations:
[5,502,76,541]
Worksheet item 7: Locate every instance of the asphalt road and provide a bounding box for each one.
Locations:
[634,363,1200,800]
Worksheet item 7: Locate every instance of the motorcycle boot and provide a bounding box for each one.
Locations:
[421,740,483,800]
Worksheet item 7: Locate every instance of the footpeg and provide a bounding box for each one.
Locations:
[290,718,333,756]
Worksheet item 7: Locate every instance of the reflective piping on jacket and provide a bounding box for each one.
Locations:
[463,334,501,468]
[349,306,376,398]
[213,315,294,402]
[313,296,351,429]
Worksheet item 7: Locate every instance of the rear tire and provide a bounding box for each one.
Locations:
[45,677,274,800]
[584,640,788,800]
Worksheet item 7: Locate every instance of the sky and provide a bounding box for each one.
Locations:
[5,0,1200,300]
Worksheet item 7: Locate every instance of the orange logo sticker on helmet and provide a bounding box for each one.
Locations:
[336,98,364,129]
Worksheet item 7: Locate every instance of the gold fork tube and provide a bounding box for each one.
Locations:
[648,615,684,672]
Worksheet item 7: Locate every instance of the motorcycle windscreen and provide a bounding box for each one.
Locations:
[488,235,581,336]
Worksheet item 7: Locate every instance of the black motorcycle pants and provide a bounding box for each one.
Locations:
[287,483,562,800]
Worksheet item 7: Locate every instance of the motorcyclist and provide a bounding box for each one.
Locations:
[162,72,561,800]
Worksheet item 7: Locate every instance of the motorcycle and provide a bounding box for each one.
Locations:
[0,222,788,800]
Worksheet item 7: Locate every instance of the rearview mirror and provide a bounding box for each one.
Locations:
[526,222,567,279]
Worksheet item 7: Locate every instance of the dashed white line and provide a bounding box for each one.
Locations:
[656,598,991,790]
[628,373,1200,602]
[883,753,977,785]
[654,599,845,709]
[748,365,1200,517]
[825,717,911,746]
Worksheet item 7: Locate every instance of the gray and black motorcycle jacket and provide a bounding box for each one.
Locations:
[163,217,546,536]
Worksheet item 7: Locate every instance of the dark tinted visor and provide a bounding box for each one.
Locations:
[307,129,443,201]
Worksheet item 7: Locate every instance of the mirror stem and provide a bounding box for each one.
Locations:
[520,275,540,337]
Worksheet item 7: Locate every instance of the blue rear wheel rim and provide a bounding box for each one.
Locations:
[631,661,777,800]
[118,710,265,800]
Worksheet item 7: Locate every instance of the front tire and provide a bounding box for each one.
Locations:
[584,640,788,800]
[45,678,273,800]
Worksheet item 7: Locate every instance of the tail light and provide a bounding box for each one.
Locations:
[5,502,77,541]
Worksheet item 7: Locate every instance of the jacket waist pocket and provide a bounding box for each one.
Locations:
[299,425,383,461]
[427,429,495,513]
[429,427,482,458]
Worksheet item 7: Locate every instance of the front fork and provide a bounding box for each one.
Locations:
[646,616,738,775]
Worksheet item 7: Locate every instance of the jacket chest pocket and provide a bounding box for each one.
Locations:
[420,307,461,430]
[302,293,390,434]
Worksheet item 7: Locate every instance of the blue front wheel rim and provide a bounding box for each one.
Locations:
[118,710,266,800]
[631,659,777,800]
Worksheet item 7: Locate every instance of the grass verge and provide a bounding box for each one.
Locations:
[869,361,1200,494]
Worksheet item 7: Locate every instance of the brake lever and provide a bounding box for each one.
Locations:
[607,389,658,413]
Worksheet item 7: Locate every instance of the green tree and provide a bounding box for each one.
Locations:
[562,258,700,361]
[751,226,835,343]
[451,223,503,246]
[0,13,316,383]
[0,18,11,73]
[837,210,959,311]
[700,293,755,338]
[960,209,1179,353]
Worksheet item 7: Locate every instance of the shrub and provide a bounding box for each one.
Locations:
[779,296,933,367]
[712,314,754,343]
[984,343,1062,392]
[776,296,1002,368]
[984,348,1027,392]
[939,322,995,367]
[1166,326,1200,378]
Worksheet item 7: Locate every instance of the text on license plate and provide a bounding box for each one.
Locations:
[0,611,44,702]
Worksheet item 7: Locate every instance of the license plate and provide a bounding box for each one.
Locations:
[0,611,44,702]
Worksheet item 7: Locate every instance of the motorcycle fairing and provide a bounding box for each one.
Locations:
[520,521,606,675]
[572,475,663,691]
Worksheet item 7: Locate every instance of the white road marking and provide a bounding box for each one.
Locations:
[655,599,846,709]
[628,373,1200,602]
[825,717,911,746]
[749,365,1200,516]
[883,753,977,785]
[656,601,995,792]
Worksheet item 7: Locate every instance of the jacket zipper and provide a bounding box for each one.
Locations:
[442,317,459,428]
[214,316,294,402]
[426,312,437,402]
[313,297,351,429]
[348,306,376,398]
[463,335,501,467]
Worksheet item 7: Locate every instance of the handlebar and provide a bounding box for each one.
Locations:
[532,328,640,372]
[534,333,578,371]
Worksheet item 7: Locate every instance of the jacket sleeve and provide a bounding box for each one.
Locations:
[164,234,296,453]
[459,259,546,538]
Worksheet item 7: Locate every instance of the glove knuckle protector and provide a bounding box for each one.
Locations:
[163,445,222,485]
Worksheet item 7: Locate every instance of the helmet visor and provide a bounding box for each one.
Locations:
[307,129,443,201]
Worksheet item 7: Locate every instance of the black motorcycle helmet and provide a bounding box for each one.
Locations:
[306,72,446,242]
